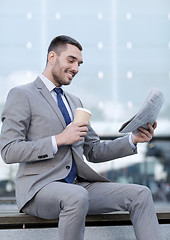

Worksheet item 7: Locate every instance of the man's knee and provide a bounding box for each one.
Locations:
[134,185,153,204]
[62,187,89,217]
[139,185,152,196]
[74,188,89,210]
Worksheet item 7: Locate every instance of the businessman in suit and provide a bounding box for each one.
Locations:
[0,35,162,239]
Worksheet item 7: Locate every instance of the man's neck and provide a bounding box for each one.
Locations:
[42,70,61,87]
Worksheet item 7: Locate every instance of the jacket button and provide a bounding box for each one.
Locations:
[66,166,70,170]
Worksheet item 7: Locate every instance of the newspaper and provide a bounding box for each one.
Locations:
[119,88,165,134]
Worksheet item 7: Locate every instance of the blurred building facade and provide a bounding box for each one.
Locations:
[0,0,170,203]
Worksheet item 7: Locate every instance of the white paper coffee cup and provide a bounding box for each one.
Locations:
[74,108,92,123]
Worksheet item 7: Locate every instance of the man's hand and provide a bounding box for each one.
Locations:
[131,122,157,145]
[55,122,89,146]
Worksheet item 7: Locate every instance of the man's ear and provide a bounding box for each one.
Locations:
[48,51,56,65]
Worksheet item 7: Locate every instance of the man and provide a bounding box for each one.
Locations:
[0,35,162,240]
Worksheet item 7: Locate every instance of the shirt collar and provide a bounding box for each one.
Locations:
[39,73,63,93]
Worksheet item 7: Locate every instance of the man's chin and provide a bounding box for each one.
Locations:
[66,77,73,84]
[62,79,72,86]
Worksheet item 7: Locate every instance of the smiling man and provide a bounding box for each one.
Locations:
[0,35,162,240]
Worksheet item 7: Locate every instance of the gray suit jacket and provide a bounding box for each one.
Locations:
[0,77,136,211]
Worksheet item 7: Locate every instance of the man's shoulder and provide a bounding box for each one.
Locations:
[8,77,40,94]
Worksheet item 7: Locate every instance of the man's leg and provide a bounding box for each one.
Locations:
[22,181,89,240]
[78,181,162,240]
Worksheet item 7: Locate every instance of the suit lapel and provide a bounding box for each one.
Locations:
[64,92,77,117]
[34,77,66,128]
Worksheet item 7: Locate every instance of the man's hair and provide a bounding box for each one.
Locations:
[47,35,83,55]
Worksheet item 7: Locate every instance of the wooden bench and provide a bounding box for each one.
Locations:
[0,209,170,229]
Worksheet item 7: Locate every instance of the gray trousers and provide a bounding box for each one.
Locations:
[22,181,162,240]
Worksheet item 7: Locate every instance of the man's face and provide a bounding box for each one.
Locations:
[50,44,83,87]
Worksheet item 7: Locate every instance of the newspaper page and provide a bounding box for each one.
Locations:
[119,88,165,134]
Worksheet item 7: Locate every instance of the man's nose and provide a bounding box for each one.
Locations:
[72,63,79,73]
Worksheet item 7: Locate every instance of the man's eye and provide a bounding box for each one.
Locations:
[68,59,73,63]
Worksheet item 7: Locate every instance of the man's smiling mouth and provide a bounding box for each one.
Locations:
[67,72,75,79]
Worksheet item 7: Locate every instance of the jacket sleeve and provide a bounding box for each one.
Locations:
[83,126,137,163]
[0,87,54,164]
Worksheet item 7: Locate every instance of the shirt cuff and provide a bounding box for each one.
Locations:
[51,136,58,154]
[128,134,137,151]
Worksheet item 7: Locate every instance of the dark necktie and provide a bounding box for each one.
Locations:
[54,88,77,183]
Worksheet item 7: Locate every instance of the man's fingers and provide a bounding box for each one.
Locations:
[76,121,90,127]
[132,122,157,144]
[80,126,88,132]
[153,121,157,129]
[138,127,152,139]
